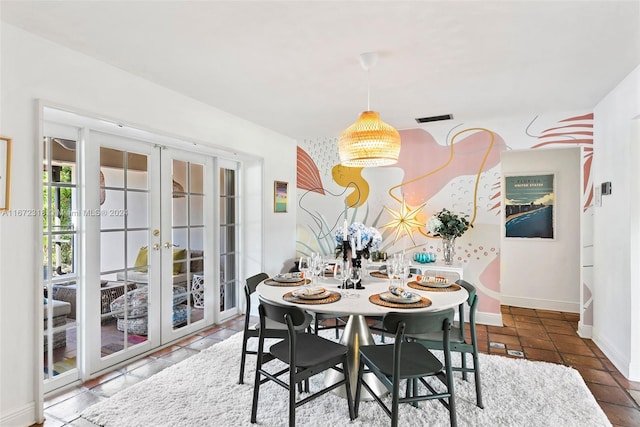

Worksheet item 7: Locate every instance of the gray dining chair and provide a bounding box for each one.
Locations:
[406,279,483,408]
[238,272,311,384]
[251,299,354,426]
[354,309,457,427]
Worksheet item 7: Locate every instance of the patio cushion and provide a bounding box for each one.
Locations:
[110,285,187,319]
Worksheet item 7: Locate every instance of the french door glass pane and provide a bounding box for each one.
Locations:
[127,191,149,229]
[126,152,148,190]
[171,159,205,330]
[101,190,125,229]
[43,136,79,379]
[219,168,237,314]
[100,148,149,356]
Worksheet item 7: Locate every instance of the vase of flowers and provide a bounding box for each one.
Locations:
[426,208,472,265]
[441,235,456,264]
[334,221,382,261]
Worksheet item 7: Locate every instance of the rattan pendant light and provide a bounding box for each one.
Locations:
[339,52,401,167]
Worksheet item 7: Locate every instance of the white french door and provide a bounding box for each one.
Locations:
[40,106,242,395]
[87,135,213,373]
[159,148,214,343]
[86,132,161,371]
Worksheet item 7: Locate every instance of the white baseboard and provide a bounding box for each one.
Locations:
[577,322,592,339]
[476,311,503,327]
[501,295,580,313]
[592,333,635,380]
[629,360,640,382]
[0,402,36,427]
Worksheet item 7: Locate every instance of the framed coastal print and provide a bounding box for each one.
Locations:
[0,136,11,211]
[274,180,288,213]
[504,174,554,239]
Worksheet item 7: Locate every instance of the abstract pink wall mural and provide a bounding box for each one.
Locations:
[295,112,594,321]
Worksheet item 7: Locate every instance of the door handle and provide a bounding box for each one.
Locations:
[152,243,160,251]
[163,242,173,249]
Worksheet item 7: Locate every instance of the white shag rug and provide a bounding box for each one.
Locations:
[81,331,611,427]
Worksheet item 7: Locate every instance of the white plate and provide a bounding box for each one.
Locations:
[379,291,421,304]
[273,274,305,283]
[292,288,329,299]
[421,281,452,288]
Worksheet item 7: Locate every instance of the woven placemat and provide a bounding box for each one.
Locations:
[407,281,461,293]
[264,278,311,287]
[282,291,341,305]
[369,271,388,279]
[369,271,414,280]
[369,293,432,309]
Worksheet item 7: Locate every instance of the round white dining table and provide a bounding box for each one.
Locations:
[256,270,469,401]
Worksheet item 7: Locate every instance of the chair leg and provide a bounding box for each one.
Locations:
[473,352,484,408]
[342,357,355,420]
[250,363,262,423]
[289,371,297,427]
[239,335,249,384]
[404,378,411,400]
[461,351,468,381]
[335,318,340,339]
[354,359,365,418]
[391,373,400,427]
[445,366,457,427]
[411,378,419,408]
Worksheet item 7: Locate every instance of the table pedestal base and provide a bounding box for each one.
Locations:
[324,314,388,401]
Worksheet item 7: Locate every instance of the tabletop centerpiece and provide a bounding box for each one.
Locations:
[334,220,382,288]
[426,208,472,265]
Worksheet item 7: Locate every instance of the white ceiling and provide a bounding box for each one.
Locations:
[2,1,639,140]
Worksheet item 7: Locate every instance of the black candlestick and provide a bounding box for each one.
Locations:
[341,241,364,289]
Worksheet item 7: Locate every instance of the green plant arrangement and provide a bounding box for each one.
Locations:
[426,208,472,238]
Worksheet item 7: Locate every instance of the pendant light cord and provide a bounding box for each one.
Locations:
[367,68,371,111]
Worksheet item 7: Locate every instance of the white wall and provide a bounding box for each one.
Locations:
[0,24,296,426]
[592,64,640,381]
[500,148,582,312]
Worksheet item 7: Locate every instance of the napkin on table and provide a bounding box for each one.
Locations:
[276,272,304,279]
[415,275,447,284]
[389,285,412,299]
[296,286,325,295]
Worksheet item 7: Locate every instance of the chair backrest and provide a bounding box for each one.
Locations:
[455,279,477,306]
[258,298,308,329]
[454,279,478,326]
[246,273,270,295]
[384,309,455,378]
[244,272,269,316]
[384,309,455,336]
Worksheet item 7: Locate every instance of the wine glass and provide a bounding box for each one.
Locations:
[333,261,347,288]
[400,263,411,288]
[298,257,311,286]
[348,266,361,289]
[312,254,324,285]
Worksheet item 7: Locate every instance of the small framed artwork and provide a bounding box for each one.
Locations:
[504,173,554,239]
[274,180,288,213]
[0,136,11,211]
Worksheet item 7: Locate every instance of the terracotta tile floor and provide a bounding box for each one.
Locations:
[34,306,640,426]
